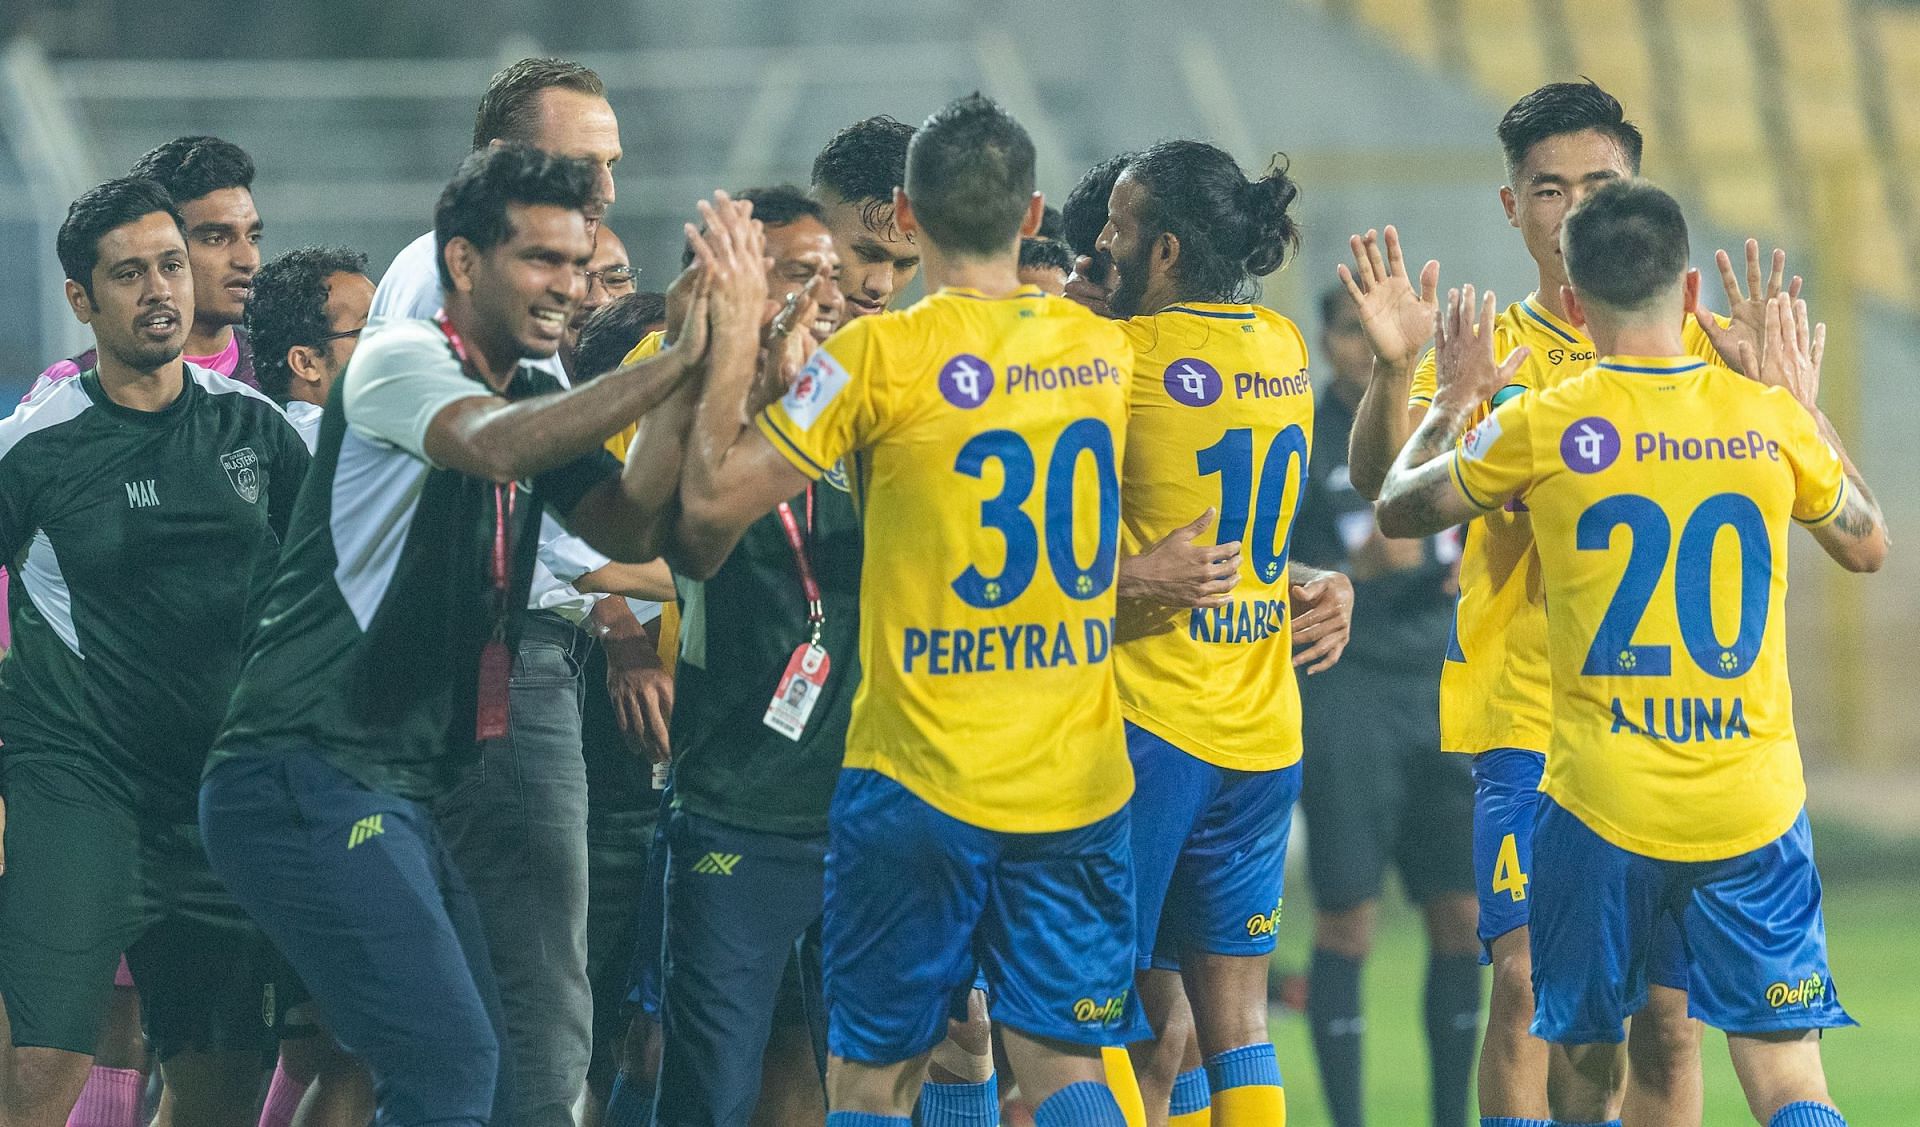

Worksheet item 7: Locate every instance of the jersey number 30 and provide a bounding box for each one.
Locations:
[1579,492,1771,679]
[951,420,1120,608]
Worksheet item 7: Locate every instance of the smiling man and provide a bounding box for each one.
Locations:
[29,137,265,396]
[0,177,308,1127]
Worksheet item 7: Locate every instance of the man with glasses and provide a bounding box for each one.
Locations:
[246,247,375,451]
[564,226,636,381]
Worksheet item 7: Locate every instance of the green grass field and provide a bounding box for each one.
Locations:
[1268,881,1920,1124]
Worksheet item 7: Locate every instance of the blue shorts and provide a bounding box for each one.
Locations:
[1127,723,1300,970]
[1470,749,1686,990]
[1530,800,1856,1044]
[823,769,1147,1064]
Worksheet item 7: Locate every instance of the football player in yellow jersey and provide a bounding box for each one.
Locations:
[1377,181,1885,1127]
[1089,141,1353,1127]
[660,95,1144,1127]
[1341,81,1798,1127]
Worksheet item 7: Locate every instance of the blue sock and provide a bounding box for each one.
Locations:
[1170,1067,1211,1115]
[919,1075,999,1126]
[1481,1119,1554,1126]
[1769,1102,1847,1126]
[1547,1120,1620,1127]
[829,1113,913,1127]
[1204,1042,1281,1091]
[604,1069,653,1127]
[1033,1079,1126,1126]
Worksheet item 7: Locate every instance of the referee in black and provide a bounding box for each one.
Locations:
[1292,284,1481,1127]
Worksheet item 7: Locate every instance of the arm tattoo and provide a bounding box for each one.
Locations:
[1832,476,1883,540]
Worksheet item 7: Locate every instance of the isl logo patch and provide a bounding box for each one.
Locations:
[1560,417,1621,473]
[221,447,260,503]
[1163,356,1223,407]
[938,354,994,408]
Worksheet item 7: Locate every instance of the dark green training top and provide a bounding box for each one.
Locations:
[670,467,861,837]
[209,318,617,801]
[0,365,309,822]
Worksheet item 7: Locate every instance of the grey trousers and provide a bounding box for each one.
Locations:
[437,610,594,1127]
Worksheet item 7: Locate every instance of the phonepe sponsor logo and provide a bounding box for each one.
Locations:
[1164,357,1310,407]
[939,354,994,408]
[1005,357,1124,394]
[1164,357,1222,406]
[1633,430,1782,464]
[1560,417,1622,473]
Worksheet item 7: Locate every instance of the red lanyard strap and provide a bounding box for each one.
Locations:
[439,310,518,634]
[774,485,824,644]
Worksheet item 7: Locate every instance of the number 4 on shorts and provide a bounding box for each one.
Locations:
[1491,832,1528,902]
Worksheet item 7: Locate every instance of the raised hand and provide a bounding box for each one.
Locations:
[1064,253,1117,318]
[1336,225,1440,372]
[1735,292,1825,414]
[1693,238,1802,374]
[751,275,833,416]
[1432,284,1529,410]
[684,192,770,338]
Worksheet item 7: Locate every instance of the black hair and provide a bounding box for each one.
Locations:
[574,291,669,381]
[903,93,1036,257]
[472,57,607,151]
[1497,79,1643,179]
[1019,236,1073,275]
[246,246,370,402]
[56,177,184,298]
[1037,205,1064,242]
[1122,140,1302,302]
[129,136,254,206]
[1562,180,1689,312]
[433,143,598,291]
[810,115,915,232]
[1063,153,1133,257]
[1319,282,1357,330]
[680,185,827,269]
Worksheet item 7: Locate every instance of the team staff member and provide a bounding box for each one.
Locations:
[1291,284,1478,1127]
[368,57,648,1127]
[0,177,309,1127]
[659,95,1144,1126]
[1338,81,1790,1126]
[247,246,375,449]
[198,148,754,1127]
[31,137,265,396]
[1378,181,1886,1127]
[1097,141,1352,1126]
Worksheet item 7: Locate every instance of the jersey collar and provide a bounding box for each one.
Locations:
[1164,302,1258,321]
[1596,354,1709,375]
[1519,294,1583,345]
[940,285,1046,302]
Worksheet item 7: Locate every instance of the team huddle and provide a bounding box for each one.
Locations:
[0,51,1887,1127]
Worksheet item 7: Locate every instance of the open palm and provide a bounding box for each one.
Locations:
[1338,225,1441,371]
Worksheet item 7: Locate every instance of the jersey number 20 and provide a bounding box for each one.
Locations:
[1579,492,1771,679]
[951,420,1120,608]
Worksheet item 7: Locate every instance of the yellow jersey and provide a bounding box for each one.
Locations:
[1451,355,1846,861]
[1408,296,1721,755]
[757,285,1135,833]
[1112,303,1313,770]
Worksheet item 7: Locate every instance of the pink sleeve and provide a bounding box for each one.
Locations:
[23,359,82,402]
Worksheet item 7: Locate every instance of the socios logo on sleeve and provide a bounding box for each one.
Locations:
[938,354,995,409]
[1561,416,1622,473]
[1163,357,1223,407]
[781,349,852,431]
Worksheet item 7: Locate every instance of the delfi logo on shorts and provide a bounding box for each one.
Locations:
[1072,991,1129,1025]
[1245,897,1284,938]
[1766,973,1827,1009]
[939,354,995,408]
[1562,416,1622,473]
[1163,356,1223,407]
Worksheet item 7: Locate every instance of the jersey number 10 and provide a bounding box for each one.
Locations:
[1196,425,1310,583]
[1580,492,1771,679]
[951,419,1120,609]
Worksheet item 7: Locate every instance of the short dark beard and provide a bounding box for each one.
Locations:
[1108,243,1154,319]
[105,336,184,374]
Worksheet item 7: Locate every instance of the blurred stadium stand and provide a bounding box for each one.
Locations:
[2,0,1917,780]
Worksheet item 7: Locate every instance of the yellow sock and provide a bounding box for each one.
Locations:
[1100,1046,1147,1127]
[1210,1082,1284,1126]
[1170,1108,1214,1126]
